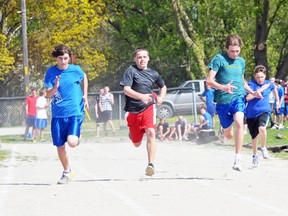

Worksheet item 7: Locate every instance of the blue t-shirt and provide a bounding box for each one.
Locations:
[246,80,275,118]
[202,88,215,109]
[44,64,85,118]
[202,112,213,128]
[208,53,245,104]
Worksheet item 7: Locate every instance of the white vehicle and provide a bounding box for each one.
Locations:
[157,79,206,118]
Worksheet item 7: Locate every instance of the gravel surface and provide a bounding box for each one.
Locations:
[1,135,288,216]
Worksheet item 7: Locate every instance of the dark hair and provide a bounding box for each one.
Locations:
[133,47,149,58]
[254,65,266,74]
[200,106,206,111]
[275,79,282,84]
[225,34,243,49]
[39,87,46,96]
[51,44,72,58]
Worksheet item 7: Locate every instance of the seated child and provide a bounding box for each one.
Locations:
[168,116,191,141]
[191,107,213,139]
[157,118,170,140]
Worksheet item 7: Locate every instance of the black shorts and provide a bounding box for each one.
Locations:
[102,110,112,122]
[95,111,104,124]
[246,113,270,139]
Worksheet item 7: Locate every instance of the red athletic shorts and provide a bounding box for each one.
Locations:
[127,104,157,143]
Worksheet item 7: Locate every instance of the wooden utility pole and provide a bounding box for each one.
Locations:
[21,0,29,96]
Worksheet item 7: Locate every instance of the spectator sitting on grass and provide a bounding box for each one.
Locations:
[168,116,191,141]
[191,107,213,140]
[157,118,170,140]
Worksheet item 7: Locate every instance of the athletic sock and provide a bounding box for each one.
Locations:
[235,154,241,161]
[64,168,71,174]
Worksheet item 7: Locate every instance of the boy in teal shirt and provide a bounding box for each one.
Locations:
[207,34,260,171]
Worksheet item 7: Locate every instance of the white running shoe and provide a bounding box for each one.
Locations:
[271,125,278,130]
[145,163,155,176]
[218,127,225,143]
[261,147,270,159]
[232,159,242,172]
[278,124,284,130]
[57,170,74,184]
[252,154,259,168]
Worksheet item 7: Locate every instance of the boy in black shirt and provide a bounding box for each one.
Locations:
[120,47,167,176]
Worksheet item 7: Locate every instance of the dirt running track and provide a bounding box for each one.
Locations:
[0,137,288,216]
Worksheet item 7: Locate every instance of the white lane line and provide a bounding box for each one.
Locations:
[0,145,17,216]
[73,163,154,216]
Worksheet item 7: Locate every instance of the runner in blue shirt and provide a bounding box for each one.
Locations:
[246,65,279,168]
[45,44,89,184]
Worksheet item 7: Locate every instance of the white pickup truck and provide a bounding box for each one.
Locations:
[157,79,206,118]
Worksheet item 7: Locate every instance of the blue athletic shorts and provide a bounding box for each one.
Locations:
[216,97,246,129]
[51,116,83,147]
[285,104,288,116]
[206,105,216,117]
[35,118,47,129]
[26,115,36,127]
[274,107,284,115]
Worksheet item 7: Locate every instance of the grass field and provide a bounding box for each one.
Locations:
[0,116,288,160]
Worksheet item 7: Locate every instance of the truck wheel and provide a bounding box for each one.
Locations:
[157,104,174,118]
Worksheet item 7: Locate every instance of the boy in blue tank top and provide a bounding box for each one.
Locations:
[246,65,279,168]
[44,44,89,184]
[207,34,261,172]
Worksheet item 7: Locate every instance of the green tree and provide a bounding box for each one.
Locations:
[254,0,288,79]
[28,0,107,81]
[103,0,193,89]
[0,0,107,96]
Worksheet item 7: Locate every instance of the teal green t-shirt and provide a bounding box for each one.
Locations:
[208,53,245,104]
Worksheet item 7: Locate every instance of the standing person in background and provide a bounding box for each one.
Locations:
[282,78,288,125]
[199,83,216,128]
[271,79,285,130]
[245,65,279,168]
[99,86,115,136]
[35,87,48,142]
[95,88,104,137]
[206,34,260,171]
[24,88,38,141]
[268,77,275,128]
[120,47,167,176]
[45,44,89,184]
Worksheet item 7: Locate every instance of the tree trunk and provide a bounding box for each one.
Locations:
[171,0,207,78]
[275,53,288,79]
[254,0,269,72]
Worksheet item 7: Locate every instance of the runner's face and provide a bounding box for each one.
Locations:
[56,53,70,70]
[227,46,241,59]
[134,51,149,69]
[254,72,266,85]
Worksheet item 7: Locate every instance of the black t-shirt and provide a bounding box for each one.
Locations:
[157,122,170,133]
[120,65,165,113]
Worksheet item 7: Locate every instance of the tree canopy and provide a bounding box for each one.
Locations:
[0,0,287,96]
